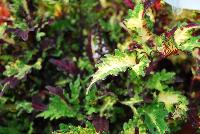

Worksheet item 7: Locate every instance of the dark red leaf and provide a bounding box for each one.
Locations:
[144,0,157,11]
[1,76,19,88]
[123,0,134,9]
[49,58,78,75]
[6,28,31,41]
[32,95,47,111]
[92,117,109,133]
[45,85,63,96]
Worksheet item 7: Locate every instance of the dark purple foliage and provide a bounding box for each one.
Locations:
[0,39,5,45]
[165,27,177,38]
[144,0,157,11]
[6,27,35,41]
[128,41,142,51]
[92,117,109,133]
[32,95,47,111]
[186,23,200,28]
[0,65,5,73]
[49,58,78,75]
[1,76,19,88]
[0,77,19,96]
[45,85,63,96]
[40,37,55,50]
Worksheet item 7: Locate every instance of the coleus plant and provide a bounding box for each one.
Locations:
[85,0,200,133]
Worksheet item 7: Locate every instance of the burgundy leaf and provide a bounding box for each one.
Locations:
[92,117,109,133]
[128,41,142,51]
[144,0,157,11]
[165,27,177,38]
[45,85,63,96]
[123,0,134,9]
[49,58,78,75]
[185,23,200,28]
[6,28,30,41]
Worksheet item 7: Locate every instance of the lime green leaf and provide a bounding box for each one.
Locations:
[125,3,144,29]
[174,24,200,51]
[122,116,147,134]
[37,96,77,120]
[140,104,169,134]
[146,70,175,91]
[3,58,42,79]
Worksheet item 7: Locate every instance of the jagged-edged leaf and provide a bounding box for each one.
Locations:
[132,56,150,76]
[146,70,175,91]
[158,90,188,113]
[38,77,82,120]
[121,95,143,110]
[37,96,78,120]
[87,50,136,93]
[158,89,188,119]
[174,24,200,51]
[179,36,200,51]
[3,58,42,79]
[99,95,118,117]
[121,116,147,134]
[125,3,144,29]
[68,77,81,104]
[140,103,169,134]
[54,121,97,134]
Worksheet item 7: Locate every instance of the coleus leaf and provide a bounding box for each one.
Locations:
[3,58,42,79]
[146,70,175,91]
[45,86,63,97]
[1,76,19,88]
[6,27,35,41]
[140,103,169,134]
[144,0,157,11]
[157,90,188,119]
[49,58,78,75]
[123,0,134,9]
[92,117,109,133]
[32,95,47,111]
[125,3,144,29]
[87,49,150,93]
[174,23,200,51]
[87,50,136,93]
[36,95,77,120]
[122,116,147,134]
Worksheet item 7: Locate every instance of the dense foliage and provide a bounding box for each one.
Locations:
[0,0,200,133]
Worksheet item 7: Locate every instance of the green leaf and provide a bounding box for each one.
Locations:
[158,89,189,119]
[146,70,175,91]
[178,36,200,51]
[37,96,77,120]
[3,58,42,79]
[68,77,81,104]
[84,88,98,115]
[53,121,97,134]
[140,104,169,134]
[125,3,144,29]
[100,95,118,117]
[174,24,200,51]
[122,116,147,134]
